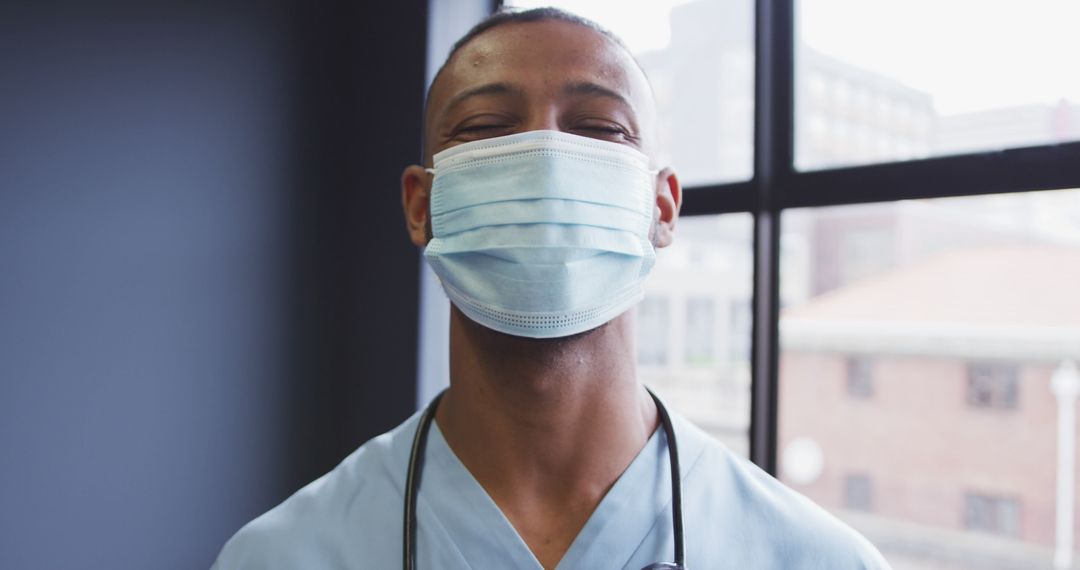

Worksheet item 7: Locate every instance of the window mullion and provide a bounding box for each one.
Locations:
[749,0,794,475]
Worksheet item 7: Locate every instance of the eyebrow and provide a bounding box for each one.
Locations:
[562,81,633,108]
[443,82,525,114]
[442,80,634,115]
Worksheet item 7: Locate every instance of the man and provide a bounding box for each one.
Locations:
[213,8,889,569]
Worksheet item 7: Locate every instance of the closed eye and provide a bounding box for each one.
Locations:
[459,124,509,132]
[573,123,636,143]
[581,126,625,134]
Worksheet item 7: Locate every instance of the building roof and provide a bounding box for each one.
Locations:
[785,245,1080,328]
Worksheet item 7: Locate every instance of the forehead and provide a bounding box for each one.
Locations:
[426,20,654,139]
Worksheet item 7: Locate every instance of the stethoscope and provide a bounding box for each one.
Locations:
[404,387,686,569]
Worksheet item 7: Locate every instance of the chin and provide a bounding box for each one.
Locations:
[508,320,610,344]
[455,306,612,345]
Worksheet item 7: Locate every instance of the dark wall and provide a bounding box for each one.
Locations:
[283,0,427,493]
[0,1,425,568]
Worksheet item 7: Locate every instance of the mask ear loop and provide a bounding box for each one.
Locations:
[424,168,436,176]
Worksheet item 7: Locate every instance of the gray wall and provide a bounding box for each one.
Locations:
[0,1,427,567]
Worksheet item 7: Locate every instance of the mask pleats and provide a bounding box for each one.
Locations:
[423,130,659,339]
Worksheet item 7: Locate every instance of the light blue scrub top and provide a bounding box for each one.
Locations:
[212,404,890,569]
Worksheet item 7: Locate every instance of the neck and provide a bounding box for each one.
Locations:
[435,307,658,568]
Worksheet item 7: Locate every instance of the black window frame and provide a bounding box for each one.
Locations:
[493,0,1080,474]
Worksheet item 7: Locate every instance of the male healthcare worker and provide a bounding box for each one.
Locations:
[212,8,890,569]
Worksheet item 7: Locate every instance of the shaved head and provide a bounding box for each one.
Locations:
[429,7,634,100]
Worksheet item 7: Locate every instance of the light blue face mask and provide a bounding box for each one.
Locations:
[424,129,659,339]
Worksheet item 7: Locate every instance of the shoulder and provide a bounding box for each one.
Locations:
[211,413,421,570]
[678,419,890,569]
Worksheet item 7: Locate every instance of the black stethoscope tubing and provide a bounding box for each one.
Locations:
[403,387,685,569]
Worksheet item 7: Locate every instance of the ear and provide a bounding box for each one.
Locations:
[652,167,682,248]
[401,164,432,246]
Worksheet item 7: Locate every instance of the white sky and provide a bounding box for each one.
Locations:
[509,0,1080,114]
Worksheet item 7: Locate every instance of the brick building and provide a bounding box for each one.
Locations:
[780,246,1080,569]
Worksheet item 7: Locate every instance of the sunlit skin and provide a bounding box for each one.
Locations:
[400,19,683,570]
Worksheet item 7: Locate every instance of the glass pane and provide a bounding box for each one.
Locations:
[779,188,1080,569]
[503,0,755,186]
[796,0,1080,170]
[641,214,754,457]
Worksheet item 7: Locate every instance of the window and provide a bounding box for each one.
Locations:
[780,190,1080,568]
[795,0,1080,170]
[845,357,873,399]
[964,493,1020,537]
[967,362,1019,410]
[843,473,873,512]
[637,296,670,366]
[728,299,752,362]
[638,214,753,459]
[684,297,716,365]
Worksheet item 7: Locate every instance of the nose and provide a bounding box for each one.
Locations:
[521,103,561,134]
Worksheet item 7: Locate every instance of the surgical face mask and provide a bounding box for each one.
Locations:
[423,129,658,339]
